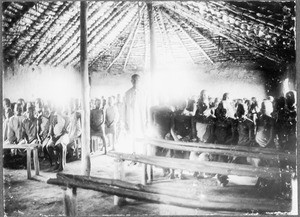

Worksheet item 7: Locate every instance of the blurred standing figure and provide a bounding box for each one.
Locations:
[105,96,119,151]
[90,98,107,154]
[124,74,147,153]
[116,94,125,144]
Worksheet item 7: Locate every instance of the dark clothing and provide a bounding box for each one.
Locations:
[22,117,37,143]
[37,115,50,142]
[172,112,193,139]
[90,108,105,132]
[151,106,173,139]
[237,117,255,146]
[214,117,232,144]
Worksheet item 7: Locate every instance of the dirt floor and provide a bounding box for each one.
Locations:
[3,149,292,217]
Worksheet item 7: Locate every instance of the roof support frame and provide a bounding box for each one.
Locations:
[163,10,214,64]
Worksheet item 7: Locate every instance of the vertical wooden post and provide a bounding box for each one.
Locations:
[291,173,298,215]
[141,142,147,185]
[146,2,155,184]
[26,148,31,179]
[114,158,125,206]
[80,1,91,176]
[147,2,155,104]
[33,147,39,176]
[64,187,77,216]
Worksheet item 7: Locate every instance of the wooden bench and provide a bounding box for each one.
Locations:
[3,143,40,179]
[47,139,296,215]
[137,137,296,163]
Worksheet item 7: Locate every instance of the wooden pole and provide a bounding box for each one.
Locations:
[113,158,125,206]
[53,173,291,208]
[33,148,39,176]
[64,187,77,216]
[146,2,155,183]
[80,1,91,176]
[26,148,31,179]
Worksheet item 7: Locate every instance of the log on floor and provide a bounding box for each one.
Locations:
[47,174,290,212]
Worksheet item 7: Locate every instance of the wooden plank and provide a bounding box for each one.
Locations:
[80,1,91,176]
[136,138,296,162]
[26,148,31,179]
[139,139,295,163]
[48,177,289,212]
[107,152,292,179]
[3,143,38,149]
[64,187,77,216]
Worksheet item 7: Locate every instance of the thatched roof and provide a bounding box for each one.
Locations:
[2,1,295,74]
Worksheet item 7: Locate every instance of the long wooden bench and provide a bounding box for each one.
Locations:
[3,143,40,179]
[47,172,294,216]
[136,137,296,163]
[47,139,296,215]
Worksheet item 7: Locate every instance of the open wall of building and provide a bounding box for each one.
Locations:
[3,61,287,104]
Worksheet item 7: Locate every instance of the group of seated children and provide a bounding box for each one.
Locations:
[150,90,296,182]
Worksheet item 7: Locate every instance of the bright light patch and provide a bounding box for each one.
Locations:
[3,65,81,106]
[282,78,289,95]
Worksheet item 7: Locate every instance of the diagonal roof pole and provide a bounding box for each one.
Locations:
[123,4,144,70]
[163,10,214,64]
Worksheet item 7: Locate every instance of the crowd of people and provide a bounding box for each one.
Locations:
[150,89,296,183]
[2,94,124,172]
[2,73,297,182]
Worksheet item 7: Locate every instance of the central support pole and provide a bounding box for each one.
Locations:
[146,2,155,183]
[80,1,91,176]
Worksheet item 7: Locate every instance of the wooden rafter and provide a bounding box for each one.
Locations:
[143,5,150,71]
[105,16,140,72]
[123,5,145,70]
[45,1,115,66]
[19,2,71,64]
[67,3,139,68]
[156,8,175,63]
[3,2,35,33]
[53,2,130,67]
[32,2,81,64]
[163,10,214,64]
[4,2,56,59]
[84,5,141,71]
[164,7,237,62]
[168,2,281,63]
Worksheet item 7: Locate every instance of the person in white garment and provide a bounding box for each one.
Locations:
[124,74,147,154]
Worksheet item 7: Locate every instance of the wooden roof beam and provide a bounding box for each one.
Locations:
[45,2,115,65]
[3,2,55,60]
[156,8,176,63]
[31,2,82,64]
[19,2,72,64]
[105,14,141,72]
[52,2,129,67]
[168,2,281,63]
[123,5,145,70]
[165,9,237,62]
[63,3,136,67]
[163,10,214,64]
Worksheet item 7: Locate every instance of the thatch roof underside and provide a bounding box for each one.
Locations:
[2,1,295,74]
